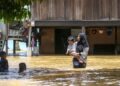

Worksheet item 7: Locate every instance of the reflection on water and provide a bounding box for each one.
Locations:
[0,56,120,86]
[31,69,120,86]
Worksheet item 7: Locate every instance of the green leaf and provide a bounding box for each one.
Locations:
[0,0,43,23]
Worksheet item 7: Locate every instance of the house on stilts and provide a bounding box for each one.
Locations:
[30,0,120,55]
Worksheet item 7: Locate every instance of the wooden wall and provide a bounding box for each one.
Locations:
[40,28,55,54]
[31,0,120,20]
[117,28,120,44]
[87,27,114,54]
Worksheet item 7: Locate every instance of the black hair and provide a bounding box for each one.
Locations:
[0,51,6,57]
[77,33,89,48]
[76,33,89,53]
[18,62,26,73]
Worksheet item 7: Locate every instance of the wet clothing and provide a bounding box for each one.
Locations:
[0,58,9,72]
[72,33,89,68]
[73,58,86,68]
[66,42,77,54]
[76,33,89,63]
[66,33,89,68]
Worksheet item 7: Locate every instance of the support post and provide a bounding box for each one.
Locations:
[82,26,85,33]
[27,21,35,57]
[13,40,16,55]
[115,27,118,55]
[27,26,32,56]
[6,24,9,55]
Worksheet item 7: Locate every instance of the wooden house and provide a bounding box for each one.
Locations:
[31,0,120,55]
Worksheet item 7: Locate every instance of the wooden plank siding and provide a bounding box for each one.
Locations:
[41,28,55,54]
[31,0,120,21]
[111,0,118,19]
[31,0,120,55]
[117,0,120,19]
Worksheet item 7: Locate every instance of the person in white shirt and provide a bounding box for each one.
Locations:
[66,36,81,63]
[66,33,89,68]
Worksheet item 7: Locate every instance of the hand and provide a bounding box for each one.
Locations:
[70,52,78,56]
[79,60,83,63]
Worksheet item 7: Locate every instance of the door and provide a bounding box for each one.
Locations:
[55,28,71,54]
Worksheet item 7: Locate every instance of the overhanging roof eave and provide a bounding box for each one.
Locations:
[34,20,120,27]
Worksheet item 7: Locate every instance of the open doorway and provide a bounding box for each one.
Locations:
[55,28,71,54]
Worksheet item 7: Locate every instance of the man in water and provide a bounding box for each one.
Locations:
[0,51,9,72]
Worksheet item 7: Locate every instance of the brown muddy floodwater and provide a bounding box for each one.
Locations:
[0,55,120,86]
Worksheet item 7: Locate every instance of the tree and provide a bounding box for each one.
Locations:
[0,0,43,54]
[0,0,43,23]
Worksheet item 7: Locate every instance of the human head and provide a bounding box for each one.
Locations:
[18,63,26,73]
[67,36,75,45]
[0,51,7,59]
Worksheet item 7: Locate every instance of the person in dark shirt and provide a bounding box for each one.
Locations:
[73,33,89,68]
[0,51,9,72]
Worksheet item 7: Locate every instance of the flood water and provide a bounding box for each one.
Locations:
[0,55,120,86]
